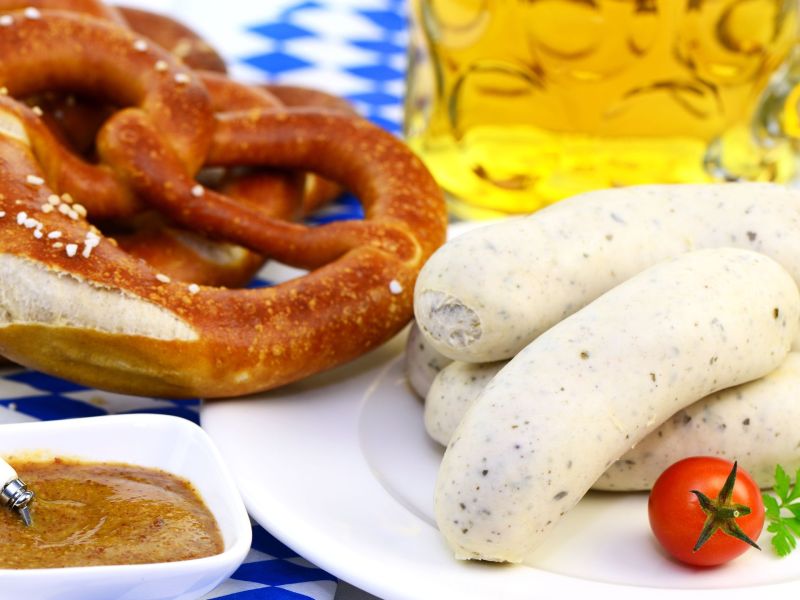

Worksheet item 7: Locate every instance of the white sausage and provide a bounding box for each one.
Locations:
[597,352,800,491]
[405,321,453,398]
[415,183,800,362]
[424,360,502,445]
[434,248,799,562]
[425,354,800,490]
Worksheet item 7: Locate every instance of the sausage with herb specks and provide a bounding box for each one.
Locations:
[596,351,800,491]
[405,321,453,398]
[425,354,800,490]
[415,183,800,363]
[435,248,799,562]
[424,359,501,444]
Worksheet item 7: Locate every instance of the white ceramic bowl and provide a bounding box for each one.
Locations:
[0,414,252,600]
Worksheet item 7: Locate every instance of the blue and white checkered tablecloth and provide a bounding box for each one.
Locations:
[0,1,408,598]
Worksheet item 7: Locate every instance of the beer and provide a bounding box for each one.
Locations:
[405,0,798,218]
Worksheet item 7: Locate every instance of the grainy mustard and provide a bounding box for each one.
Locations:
[0,457,223,569]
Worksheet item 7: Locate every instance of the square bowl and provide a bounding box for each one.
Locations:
[0,413,252,600]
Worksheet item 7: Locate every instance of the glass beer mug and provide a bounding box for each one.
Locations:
[404,0,800,218]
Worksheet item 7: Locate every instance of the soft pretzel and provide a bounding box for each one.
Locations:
[0,10,310,287]
[0,98,446,396]
[0,10,214,220]
[0,10,445,398]
[21,1,226,155]
[3,14,347,226]
[25,67,355,286]
[118,4,227,73]
[259,84,355,214]
[0,2,225,74]
[3,5,346,227]
[118,76,357,285]
[26,76,286,287]
[100,107,439,270]
[107,212,268,288]
[24,92,114,156]
[27,73,350,224]
[108,72,290,286]
[0,0,124,23]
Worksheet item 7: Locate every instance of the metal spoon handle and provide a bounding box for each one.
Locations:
[0,456,34,526]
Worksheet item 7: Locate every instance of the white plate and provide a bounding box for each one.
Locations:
[0,414,252,600]
[200,331,800,600]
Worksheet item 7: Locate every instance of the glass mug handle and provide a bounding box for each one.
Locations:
[707,42,800,184]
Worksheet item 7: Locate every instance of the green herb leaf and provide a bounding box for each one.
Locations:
[764,464,800,557]
[775,465,791,501]
[786,504,800,520]
[788,468,800,503]
[763,493,781,520]
[785,518,800,538]
[767,522,796,557]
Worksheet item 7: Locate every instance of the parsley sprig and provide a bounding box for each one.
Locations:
[762,465,800,557]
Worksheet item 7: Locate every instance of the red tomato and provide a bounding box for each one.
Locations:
[648,457,764,566]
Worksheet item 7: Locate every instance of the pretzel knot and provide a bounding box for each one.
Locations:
[0,10,214,219]
[0,11,447,398]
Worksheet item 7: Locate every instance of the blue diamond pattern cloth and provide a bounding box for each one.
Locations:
[0,1,408,598]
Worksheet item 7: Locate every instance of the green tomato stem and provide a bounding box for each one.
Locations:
[690,461,761,553]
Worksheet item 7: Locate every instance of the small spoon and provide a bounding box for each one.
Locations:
[0,456,34,526]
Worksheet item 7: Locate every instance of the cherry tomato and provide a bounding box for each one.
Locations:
[648,457,764,566]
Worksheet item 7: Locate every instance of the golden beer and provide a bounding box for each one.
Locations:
[405,0,799,218]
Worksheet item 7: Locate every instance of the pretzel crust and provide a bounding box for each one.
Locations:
[118,5,227,73]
